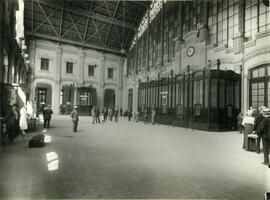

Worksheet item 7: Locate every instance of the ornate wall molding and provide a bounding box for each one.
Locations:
[243,48,270,62]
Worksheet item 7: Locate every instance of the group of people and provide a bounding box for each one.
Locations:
[142,106,156,125]
[91,107,120,124]
[239,106,270,166]
[70,106,124,133]
[2,103,28,144]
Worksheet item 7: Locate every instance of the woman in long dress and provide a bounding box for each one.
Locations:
[19,104,28,141]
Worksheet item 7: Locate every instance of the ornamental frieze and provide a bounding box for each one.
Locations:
[244,48,270,62]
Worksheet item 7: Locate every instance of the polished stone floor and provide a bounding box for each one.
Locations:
[0,115,269,200]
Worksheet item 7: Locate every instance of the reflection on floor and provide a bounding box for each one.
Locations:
[0,115,269,199]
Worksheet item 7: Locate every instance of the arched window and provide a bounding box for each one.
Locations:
[249,64,270,108]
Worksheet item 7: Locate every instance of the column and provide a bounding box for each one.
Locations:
[73,86,78,105]
[52,81,60,115]
[53,45,62,114]
[133,81,139,112]
[29,41,36,101]
[79,49,85,85]
[98,54,105,110]
[118,57,124,110]
[233,0,244,54]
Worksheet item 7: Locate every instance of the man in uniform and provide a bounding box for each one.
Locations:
[71,106,79,132]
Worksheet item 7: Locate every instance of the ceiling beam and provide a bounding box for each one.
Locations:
[59,1,64,43]
[33,8,57,33]
[67,11,83,42]
[25,31,123,55]
[104,0,120,47]
[35,0,137,31]
[130,1,148,9]
[36,0,59,37]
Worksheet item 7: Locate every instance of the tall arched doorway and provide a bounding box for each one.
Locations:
[249,64,270,108]
[104,89,115,109]
[35,83,52,114]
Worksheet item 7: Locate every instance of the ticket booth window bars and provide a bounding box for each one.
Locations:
[138,67,241,131]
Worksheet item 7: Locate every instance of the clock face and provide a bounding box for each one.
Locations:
[187,46,195,57]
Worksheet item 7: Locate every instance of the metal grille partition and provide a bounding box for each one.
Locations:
[138,67,241,131]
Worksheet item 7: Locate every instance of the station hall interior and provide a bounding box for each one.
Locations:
[1,0,270,199]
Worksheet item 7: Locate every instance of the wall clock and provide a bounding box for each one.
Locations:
[187,46,195,57]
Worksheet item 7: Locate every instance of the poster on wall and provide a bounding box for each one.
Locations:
[161,93,167,114]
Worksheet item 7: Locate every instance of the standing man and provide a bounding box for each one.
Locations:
[71,106,79,132]
[91,106,96,124]
[120,108,123,117]
[128,109,132,121]
[261,108,270,165]
[5,104,20,143]
[114,108,119,122]
[254,106,265,153]
[151,106,156,125]
[104,108,108,122]
[108,108,113,121]
[43,105,53,129]
[143,107,148,124]
[96,107,101,123]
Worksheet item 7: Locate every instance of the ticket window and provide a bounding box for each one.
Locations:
[162,94,168,114]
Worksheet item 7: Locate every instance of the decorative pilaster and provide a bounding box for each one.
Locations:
[52,81,60,115]
[98,54,105,110]
[79,49,85,85]
[54,45,62,114]
[118,57,125,109]
[55,45,62,82]
[233,0,245,54]
[73,83,78,105]
[29,41,36,101]
[133,81,139,112]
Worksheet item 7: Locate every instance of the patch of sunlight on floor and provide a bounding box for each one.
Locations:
[44,135,51,143]
[46,152,59,171]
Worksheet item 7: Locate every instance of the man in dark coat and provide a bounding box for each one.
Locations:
[103,108,108,122]
[95,107,101,123]
[260,108,270,165]
[128,109,132,121]
[71,106,79,132]
[43,105,53,128]
[254,107,264,153]
[114,108,119,122]
[4,104,20,143]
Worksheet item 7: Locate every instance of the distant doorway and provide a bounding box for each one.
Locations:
[104,89,115,109]
[128,89,133,110]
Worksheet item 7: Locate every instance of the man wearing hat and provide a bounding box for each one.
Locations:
[260,107,270,165]
[71,106,79,132]
[254,106,265,153]
[43,105,53,129]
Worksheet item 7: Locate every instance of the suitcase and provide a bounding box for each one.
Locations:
[28,134,45,148]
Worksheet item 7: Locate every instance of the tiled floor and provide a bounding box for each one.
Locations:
[0,115,269,200]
